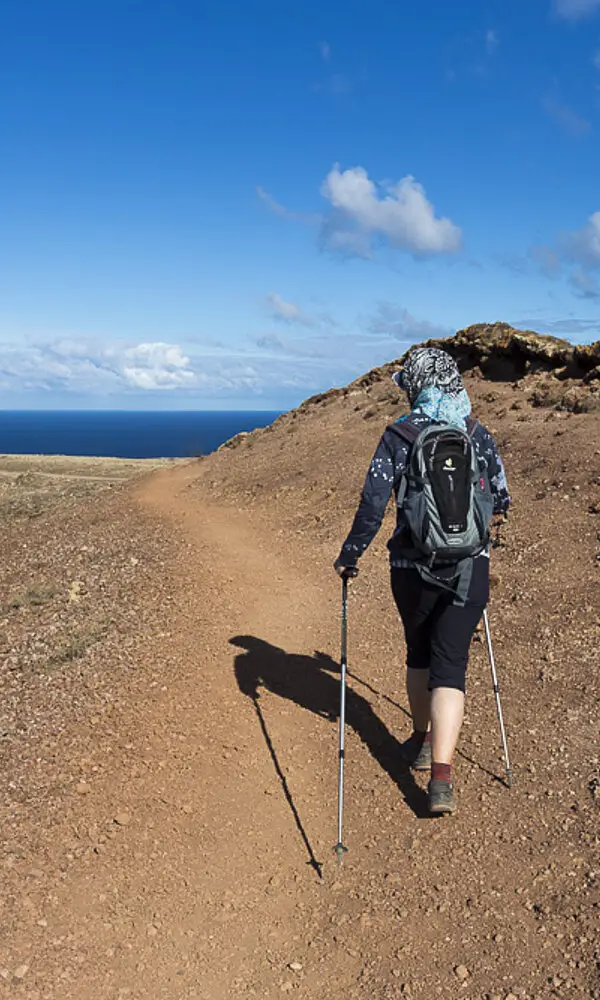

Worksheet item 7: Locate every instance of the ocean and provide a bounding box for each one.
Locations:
[0,410,283,460]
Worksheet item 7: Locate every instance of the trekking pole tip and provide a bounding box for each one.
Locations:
[333,842,348,867]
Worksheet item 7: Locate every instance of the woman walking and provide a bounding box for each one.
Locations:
[334,347,510,815]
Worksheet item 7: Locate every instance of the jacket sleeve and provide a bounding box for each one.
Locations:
[478,426,511,515]
[337,432,405,566]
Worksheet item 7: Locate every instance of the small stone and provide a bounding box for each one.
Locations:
[289,962,303,972]
[147,926,158,937]
[76,782,90,795]
[114,812,132,827]
[454,965,469,981]
[14,965,29,980]
[68,581,83,603]
[280,982,293,993]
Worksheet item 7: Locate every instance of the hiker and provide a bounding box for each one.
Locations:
[334,346,510,815]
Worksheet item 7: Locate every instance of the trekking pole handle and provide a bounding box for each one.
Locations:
[341,567,359,581]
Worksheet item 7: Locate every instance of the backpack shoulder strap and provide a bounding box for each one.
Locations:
[386,419,421,444]
[466,417,479,437]
[387,420,423,505]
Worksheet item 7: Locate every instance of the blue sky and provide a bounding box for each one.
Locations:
[1,0,600,409]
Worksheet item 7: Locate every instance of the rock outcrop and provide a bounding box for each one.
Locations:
[300,323,600,415]
[424,322,600,381]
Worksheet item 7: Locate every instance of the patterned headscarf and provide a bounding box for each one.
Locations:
[392,347,471,428]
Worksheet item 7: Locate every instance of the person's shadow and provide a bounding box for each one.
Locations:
[230,636,429,877]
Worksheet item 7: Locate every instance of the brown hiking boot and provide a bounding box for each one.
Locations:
[428,779,456,815]
[400,733,432,771]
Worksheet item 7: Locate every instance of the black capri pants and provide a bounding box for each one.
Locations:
[391,557,489,693]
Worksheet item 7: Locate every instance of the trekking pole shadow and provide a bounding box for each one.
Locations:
[250,692,324,879]
[231,636,430,836]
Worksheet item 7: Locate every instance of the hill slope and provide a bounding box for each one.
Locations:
[1,325,599,1000]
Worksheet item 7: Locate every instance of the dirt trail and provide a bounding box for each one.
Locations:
[122,465,366,998]
[2,425,598,1000]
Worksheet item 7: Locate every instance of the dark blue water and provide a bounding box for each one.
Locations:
[0,411,282,459]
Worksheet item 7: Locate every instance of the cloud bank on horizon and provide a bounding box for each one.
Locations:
[0,304,452,407]
[1,0,600,408]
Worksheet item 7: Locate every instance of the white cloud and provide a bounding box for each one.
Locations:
[320,165,462,257]
[122,343,195,389]
[266,292,315,326]
[0,344,120,392]
[553,0,600,18]
[0,340,197,395]
[319,41,331,61]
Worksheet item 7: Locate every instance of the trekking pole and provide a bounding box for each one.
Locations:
[483,609,513,788]
[334,568,358,867]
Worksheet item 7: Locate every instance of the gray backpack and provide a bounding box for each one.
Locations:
[389,418,494,602]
